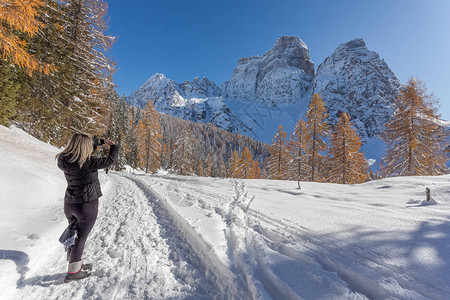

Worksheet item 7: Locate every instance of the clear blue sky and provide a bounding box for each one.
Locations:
[107,0,450,120]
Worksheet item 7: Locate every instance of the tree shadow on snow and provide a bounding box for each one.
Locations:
[267,219,450,299]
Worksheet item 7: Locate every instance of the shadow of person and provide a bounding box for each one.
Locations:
[18,273,67,287]
[1,250,67,288]
[1,250,29,285]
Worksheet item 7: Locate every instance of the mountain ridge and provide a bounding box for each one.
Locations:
[126,36,401,148]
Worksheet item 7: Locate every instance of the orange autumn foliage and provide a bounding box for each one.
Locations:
[0,0,55,75]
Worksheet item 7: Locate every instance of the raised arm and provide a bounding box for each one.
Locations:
[89,142,119,170]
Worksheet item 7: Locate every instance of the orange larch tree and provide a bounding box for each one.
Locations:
[306,93,330,182]
[239,147,253,178]
[266,124,289,180]
[382,78,448,176]
[0,0,54,75]
[328,112,368,184]
[288,118,309,187]
[137,101,162,173]
[228,150,241,178]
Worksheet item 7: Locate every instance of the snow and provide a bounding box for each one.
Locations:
[2,124,450,299]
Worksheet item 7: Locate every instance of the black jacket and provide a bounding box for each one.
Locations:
[58,145,119,203]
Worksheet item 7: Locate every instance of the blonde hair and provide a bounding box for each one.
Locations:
[56,133,93,168]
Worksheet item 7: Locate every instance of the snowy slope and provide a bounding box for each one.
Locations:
[3,125,450,300]
[141,174,450,300]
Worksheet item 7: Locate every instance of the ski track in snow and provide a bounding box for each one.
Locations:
[140,175,450,300]
[13,174,219,300]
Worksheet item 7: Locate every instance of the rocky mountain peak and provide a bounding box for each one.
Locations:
[263,36,315,78]
[344,38,366,49]
[221,35,315,105]
[313,38,401,140]
[180,76,221,98]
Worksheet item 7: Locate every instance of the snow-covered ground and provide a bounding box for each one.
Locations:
[1,125,450,299]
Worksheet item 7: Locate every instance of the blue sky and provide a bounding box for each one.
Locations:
[107,0,450,120]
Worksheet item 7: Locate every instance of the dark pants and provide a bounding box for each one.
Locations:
[64,199,99,263]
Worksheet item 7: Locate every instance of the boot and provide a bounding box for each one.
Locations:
[82,263,92,271]
[64,270,91,283]
[64,260,90,283]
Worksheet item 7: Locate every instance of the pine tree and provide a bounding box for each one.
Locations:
[327,112,368,184]
[266,124,289,180]
[306,94,330,182]
[288,118,309,186]
[62,0,115,100]
[0,63,21,125]
[382,78,448,176]
[0,0,55,75]
[137,102,161,173]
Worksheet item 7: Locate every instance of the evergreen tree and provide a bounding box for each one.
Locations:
[137,102,161,173]
[328,112,368,184]
[382,78,448,176]
[306,94,330,182]
[0,63,21,125]
[266,124,289,180]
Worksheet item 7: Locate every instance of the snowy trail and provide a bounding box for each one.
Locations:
[13,174,219,300]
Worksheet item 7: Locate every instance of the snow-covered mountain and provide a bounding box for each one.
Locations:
[126,36,402,145]
[127,73,248,132]
[221,35,315,105]
[312,38,401,139]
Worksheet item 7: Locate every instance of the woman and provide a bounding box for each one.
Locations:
[56,133,119,283]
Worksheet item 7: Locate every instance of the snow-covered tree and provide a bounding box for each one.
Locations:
[327,112,368,184]
[382,78,448,176]
[124,107,140,169]
[137,101,161,173]
[204,154,212,177]
[306,93,330,182]
[266,124,289,180]
[171,122,195,176]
